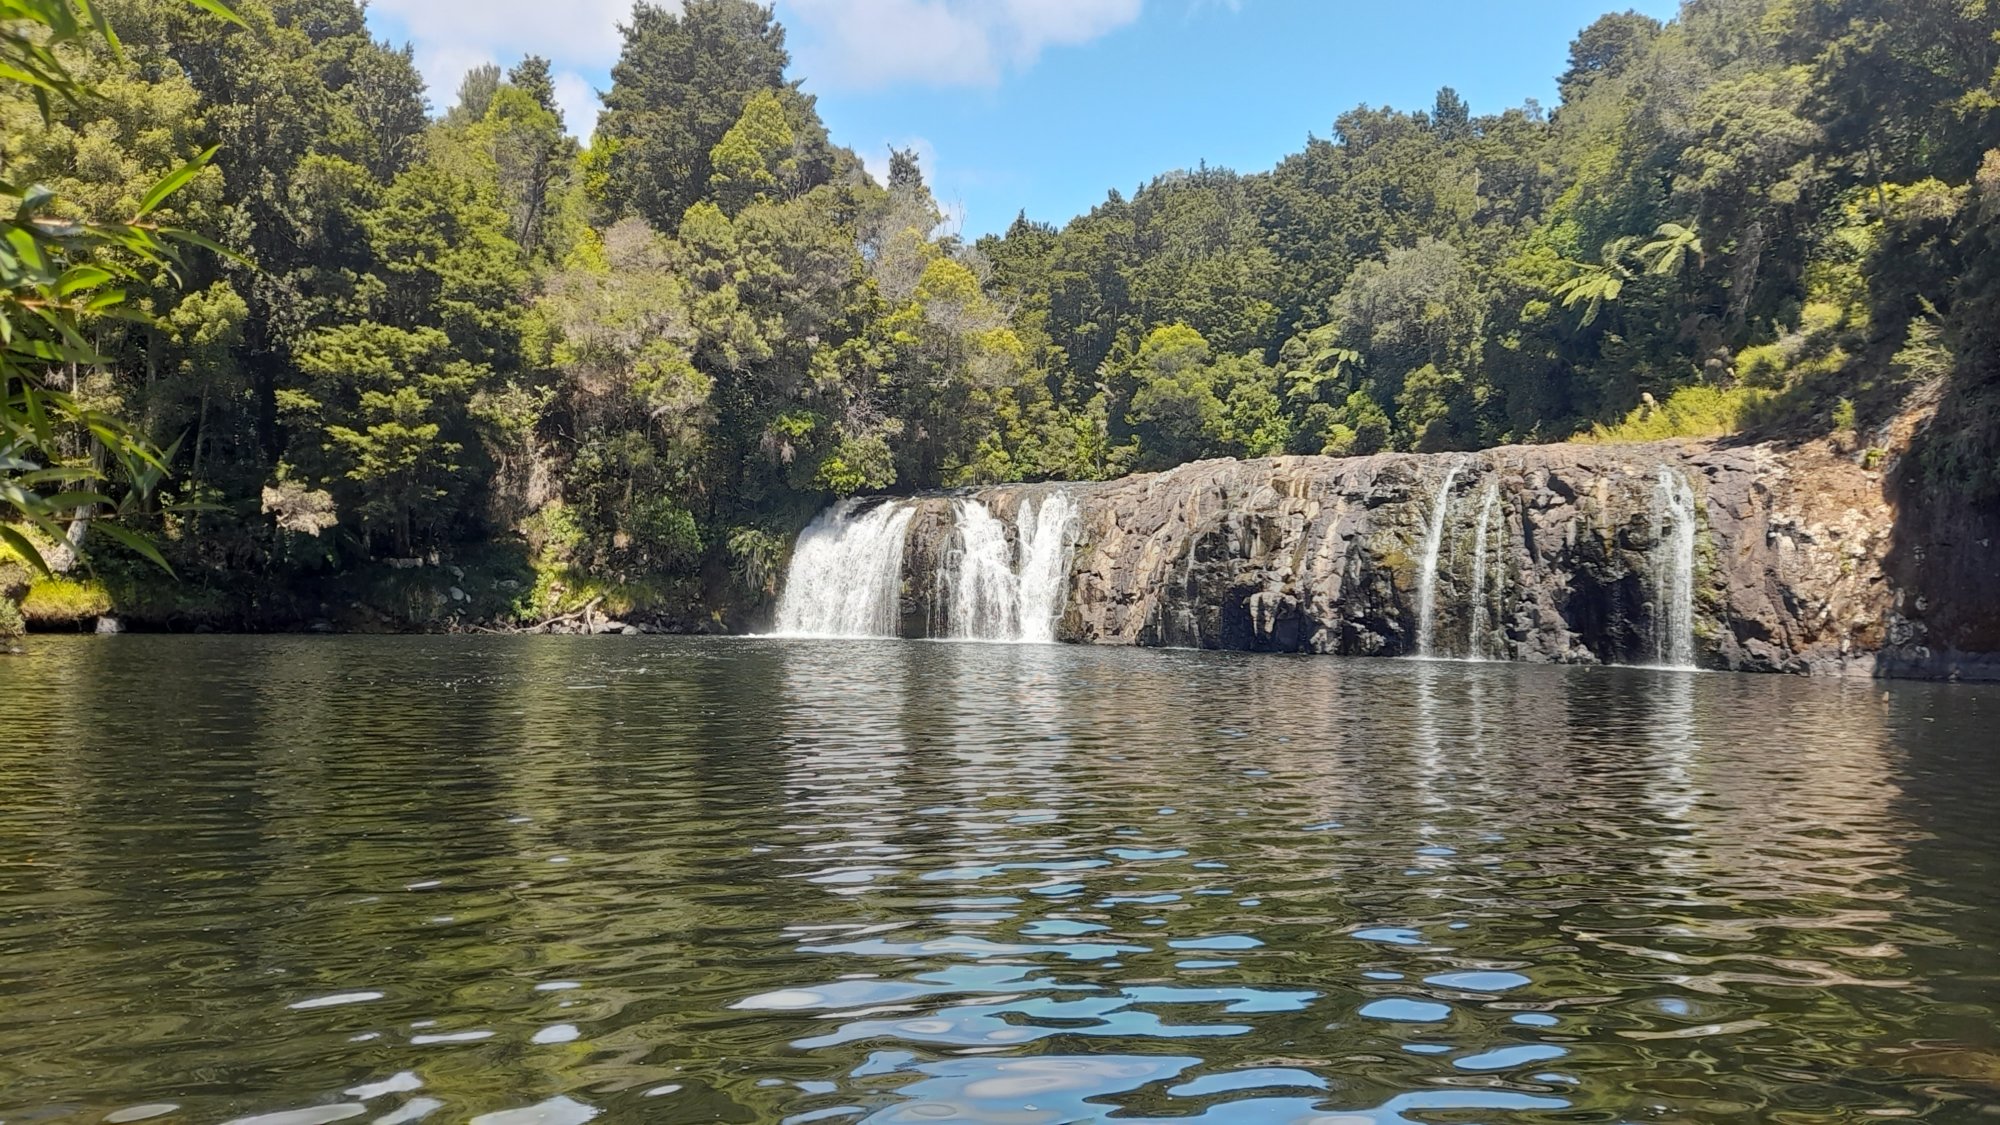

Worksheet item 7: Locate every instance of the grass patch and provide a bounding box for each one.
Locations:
[1576,385,1776,444]
[22,576,113,625]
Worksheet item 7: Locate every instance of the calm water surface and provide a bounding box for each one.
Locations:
[2,637,1998,1124]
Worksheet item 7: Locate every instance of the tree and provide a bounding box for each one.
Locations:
[507,56,559,119]
[1559,10,1663,103]
[285,323,479,555]
[446,64,502,127]
[596,0,795,227]
[1555,237,1639,326]
[708,89,795,214]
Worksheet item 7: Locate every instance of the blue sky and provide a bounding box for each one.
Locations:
[363,0,1683,238]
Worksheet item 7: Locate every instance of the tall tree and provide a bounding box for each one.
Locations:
[595,0,793,227]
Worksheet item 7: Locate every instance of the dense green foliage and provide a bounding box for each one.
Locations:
[981,1,2000,475]
[3,0,1997,619]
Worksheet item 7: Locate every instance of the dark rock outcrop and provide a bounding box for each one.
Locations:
[859,434,1995,677]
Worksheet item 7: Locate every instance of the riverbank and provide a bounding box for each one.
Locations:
[5,542,754,639]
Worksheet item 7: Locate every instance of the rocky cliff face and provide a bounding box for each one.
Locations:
[775,433,1994,679]
[1030,441,1894,673]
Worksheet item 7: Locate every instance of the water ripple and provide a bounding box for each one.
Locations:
[0,636,1996,1122]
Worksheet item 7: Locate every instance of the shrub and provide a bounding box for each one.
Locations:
[1736,343,1787,389]
[1578,384,1775,444]
[727,527,784,597]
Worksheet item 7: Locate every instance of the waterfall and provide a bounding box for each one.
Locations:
[772,499,916,637]
[1651,465,1698,669]
[1467,479,1502,660]
[1015,493,1080,644]
[947,500,1021,641]
[947,493,1080,643]
[1414,460,1466,658]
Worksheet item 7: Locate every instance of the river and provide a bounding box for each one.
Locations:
[2,637,1997,1122]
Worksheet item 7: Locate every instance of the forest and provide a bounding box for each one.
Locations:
[2,0,1997,631]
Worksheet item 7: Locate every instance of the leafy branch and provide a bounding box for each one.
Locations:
[1,1,243,577]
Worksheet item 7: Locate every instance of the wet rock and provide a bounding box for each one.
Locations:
[95,616,123,635]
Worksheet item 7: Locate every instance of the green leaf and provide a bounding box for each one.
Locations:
[136,146,219,218]
[56,265,114,297]
[0,524,51,577]
[89,521,174,576]
[74,0,124,60]
[15,184,57,220]
[180,0,249,28]
[84,288,130,313]
[40,491,115,510]
[159,227,250,266]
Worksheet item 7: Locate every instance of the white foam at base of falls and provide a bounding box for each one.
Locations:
[1415,460,1467,658]
[772,499,916,638]
[1651,465,1699,669]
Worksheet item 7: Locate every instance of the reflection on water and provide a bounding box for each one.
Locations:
[3,637,1999,1123]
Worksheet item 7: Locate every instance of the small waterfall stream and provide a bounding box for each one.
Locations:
[1467,479,1502,660]
[773,499,917,637]
[1652,466,1699,669]
[947,500,1022,641]
[948,495,1081,643]
[1015,493,1081,645]
[1414,460,1466,658]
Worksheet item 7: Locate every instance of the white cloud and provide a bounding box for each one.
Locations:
[371,0,636,68]
[782,0,1143,89]
[369,0,645,133]
[552,73,603,142]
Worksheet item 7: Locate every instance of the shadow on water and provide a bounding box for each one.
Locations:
[2,637,1999,1123]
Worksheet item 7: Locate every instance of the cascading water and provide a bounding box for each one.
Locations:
[1467,479,1502,660]
[1414,460,1466,658]
[1014,493,1080,644]
[772,499,916,638]
[1651,465,1699,669]
[776,492,1080,643]
[946,493,1081,643]
[947,500,1021,641]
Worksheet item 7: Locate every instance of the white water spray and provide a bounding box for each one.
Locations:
[1015,493,1080,644]
[776,492,1079,643]
[948,494,1081,643]
[1414,460,1466,658]
[774,499,916,637]
[947,500,1021,641]
[1651,465,1699,669]
[1467,479,1502,660]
